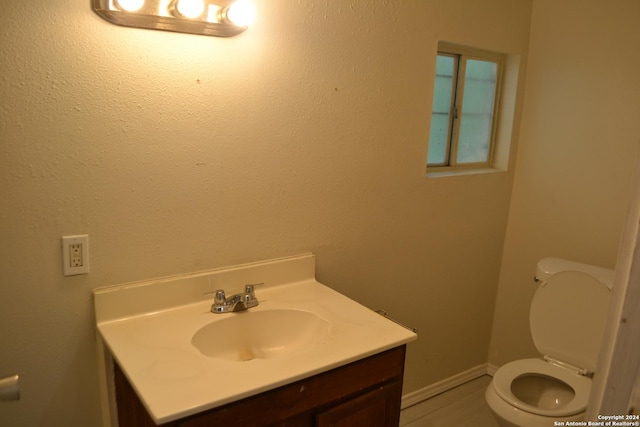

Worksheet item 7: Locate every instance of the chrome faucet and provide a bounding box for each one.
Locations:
[211,283,261,313]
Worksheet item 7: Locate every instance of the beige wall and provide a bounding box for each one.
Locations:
[0,0,532,424]
[489,0,640,367]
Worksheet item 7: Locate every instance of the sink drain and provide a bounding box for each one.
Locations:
[237,349,255,361]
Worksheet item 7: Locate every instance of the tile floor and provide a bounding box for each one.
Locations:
[399,375,500,427]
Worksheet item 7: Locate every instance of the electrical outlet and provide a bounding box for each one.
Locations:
[69,243,83,267]
[62,235,89,276]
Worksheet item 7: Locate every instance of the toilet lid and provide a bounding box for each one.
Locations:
[493,358,592,417]
[530,271,611,372]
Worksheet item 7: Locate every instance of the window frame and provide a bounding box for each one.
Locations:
[427,42,505,172]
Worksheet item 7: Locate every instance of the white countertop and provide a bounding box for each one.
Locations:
[94,254,417,424]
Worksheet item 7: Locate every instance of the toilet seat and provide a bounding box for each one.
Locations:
[530,270,611,373]
[492,358,592,417]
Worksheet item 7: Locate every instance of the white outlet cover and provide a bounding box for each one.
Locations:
[62,235,89,276]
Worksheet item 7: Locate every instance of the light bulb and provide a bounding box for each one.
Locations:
[225,0,255,27]
[175,0,205,19]
[115,0,145,12]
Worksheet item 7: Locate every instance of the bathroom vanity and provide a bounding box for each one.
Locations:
[93,254,416,426]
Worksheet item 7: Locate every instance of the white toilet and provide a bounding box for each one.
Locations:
[485,258,614,427]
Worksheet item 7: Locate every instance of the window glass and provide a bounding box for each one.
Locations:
[427,55,456,166]
[457,59,497,164]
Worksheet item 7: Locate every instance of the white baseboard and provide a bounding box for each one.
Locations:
[401,363,494,409]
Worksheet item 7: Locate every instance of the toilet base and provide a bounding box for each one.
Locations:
[485,382,585,427]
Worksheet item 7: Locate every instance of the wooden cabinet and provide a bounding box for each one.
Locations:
[114,345,406,427]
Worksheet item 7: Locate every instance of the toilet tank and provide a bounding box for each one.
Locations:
[530,258,615,373]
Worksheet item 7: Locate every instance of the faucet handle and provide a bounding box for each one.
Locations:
[244,283,263,297]
[214,290,226,304]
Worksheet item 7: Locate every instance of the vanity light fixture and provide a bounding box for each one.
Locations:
[92,0,256,37]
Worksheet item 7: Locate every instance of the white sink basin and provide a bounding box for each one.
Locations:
[191,309,330,361]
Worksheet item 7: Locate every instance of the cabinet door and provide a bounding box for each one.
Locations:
[315,381,402,427]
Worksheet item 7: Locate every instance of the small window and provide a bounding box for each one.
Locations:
[427,43,503,171]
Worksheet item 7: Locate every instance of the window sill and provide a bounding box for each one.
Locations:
[425,167,505,179]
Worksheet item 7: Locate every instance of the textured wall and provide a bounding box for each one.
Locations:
[489,0,640,367]
[1,0,530,424]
